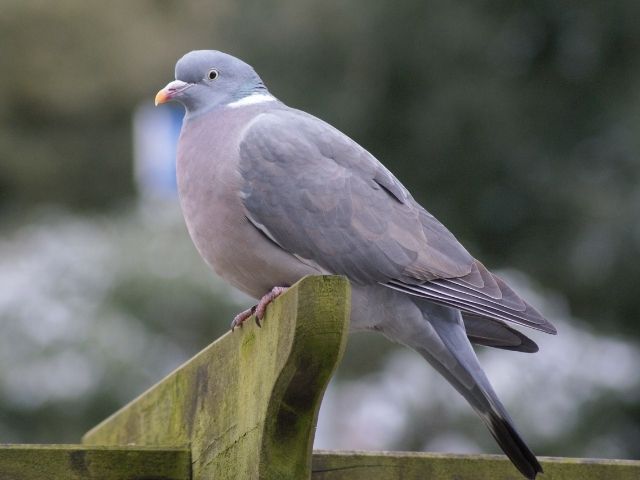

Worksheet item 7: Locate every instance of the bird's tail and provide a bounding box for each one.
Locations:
[416,302,542,480]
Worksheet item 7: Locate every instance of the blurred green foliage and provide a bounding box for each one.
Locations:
[2,1,639,333]
[1,0,639,458]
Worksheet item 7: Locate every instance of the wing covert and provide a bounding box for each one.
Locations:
[238,110,475,285]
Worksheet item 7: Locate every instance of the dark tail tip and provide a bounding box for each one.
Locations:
[488,414,542,479]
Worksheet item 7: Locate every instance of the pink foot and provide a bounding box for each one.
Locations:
[230,286,289,331]
[230,305,256,331]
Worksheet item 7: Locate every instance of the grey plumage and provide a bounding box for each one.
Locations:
[156,50,556,480]
[462,313,539,353]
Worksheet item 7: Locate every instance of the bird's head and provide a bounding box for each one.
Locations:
[155,50,268,116]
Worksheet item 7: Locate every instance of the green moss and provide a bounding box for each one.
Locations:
[0,445,190,480]
[312,450,640,479]
[83,276,351,480]
[54,274,640,479]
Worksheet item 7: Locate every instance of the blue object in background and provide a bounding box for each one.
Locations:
[133,102,184,200]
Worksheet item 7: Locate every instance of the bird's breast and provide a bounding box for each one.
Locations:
[175,107,319,298]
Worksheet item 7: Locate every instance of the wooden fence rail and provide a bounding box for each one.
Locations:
[1,275,639,479]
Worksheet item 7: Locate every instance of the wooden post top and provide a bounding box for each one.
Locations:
[1,275,639,479]
[83,275,351,480]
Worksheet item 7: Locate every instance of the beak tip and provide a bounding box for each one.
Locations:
[155,80,190,106]
[154,90,167,107]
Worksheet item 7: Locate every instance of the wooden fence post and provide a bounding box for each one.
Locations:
[83,275,351,480]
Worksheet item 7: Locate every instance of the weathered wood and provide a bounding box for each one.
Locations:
[0,445,190,480]
[76,273,640,479]
[312,450,640,479]
[83,275,351,480]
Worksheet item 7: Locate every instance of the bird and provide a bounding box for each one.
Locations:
[155,50,556,479]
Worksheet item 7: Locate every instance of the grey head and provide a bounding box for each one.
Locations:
[155,50,269,116]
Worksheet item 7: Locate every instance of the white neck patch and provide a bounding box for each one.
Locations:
[227,93,276,108]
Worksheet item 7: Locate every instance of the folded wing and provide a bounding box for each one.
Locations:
[238,109,556,335]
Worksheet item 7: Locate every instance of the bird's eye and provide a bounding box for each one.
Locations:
[207,69,219,80]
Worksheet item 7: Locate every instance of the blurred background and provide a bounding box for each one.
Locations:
[1,0,639,460]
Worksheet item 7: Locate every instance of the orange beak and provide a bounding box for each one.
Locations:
[154,88,170,106]
[154,80,192,106]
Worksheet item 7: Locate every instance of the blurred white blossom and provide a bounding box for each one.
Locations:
[316,273,640,459]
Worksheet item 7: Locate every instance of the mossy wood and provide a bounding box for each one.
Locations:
[0,445,190,480]
[312,450,640,479]
[83,275,351,480]
[3,273,631,479]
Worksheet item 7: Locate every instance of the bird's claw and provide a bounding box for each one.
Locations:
[230,305,256,331]
[230,286,289,332]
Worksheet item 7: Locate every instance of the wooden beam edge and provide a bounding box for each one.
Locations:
[82,324,234,444]
[312,450,640,479]
[0,444,191,480]
[313,449,640,466]
[259,275,351,478]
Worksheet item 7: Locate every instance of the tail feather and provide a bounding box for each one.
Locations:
[416,303,542,480]
[486,413,543,480]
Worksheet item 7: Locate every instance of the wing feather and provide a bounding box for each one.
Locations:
[239,110,474,284]
[239,109,556,334]
[463,313,539,353]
